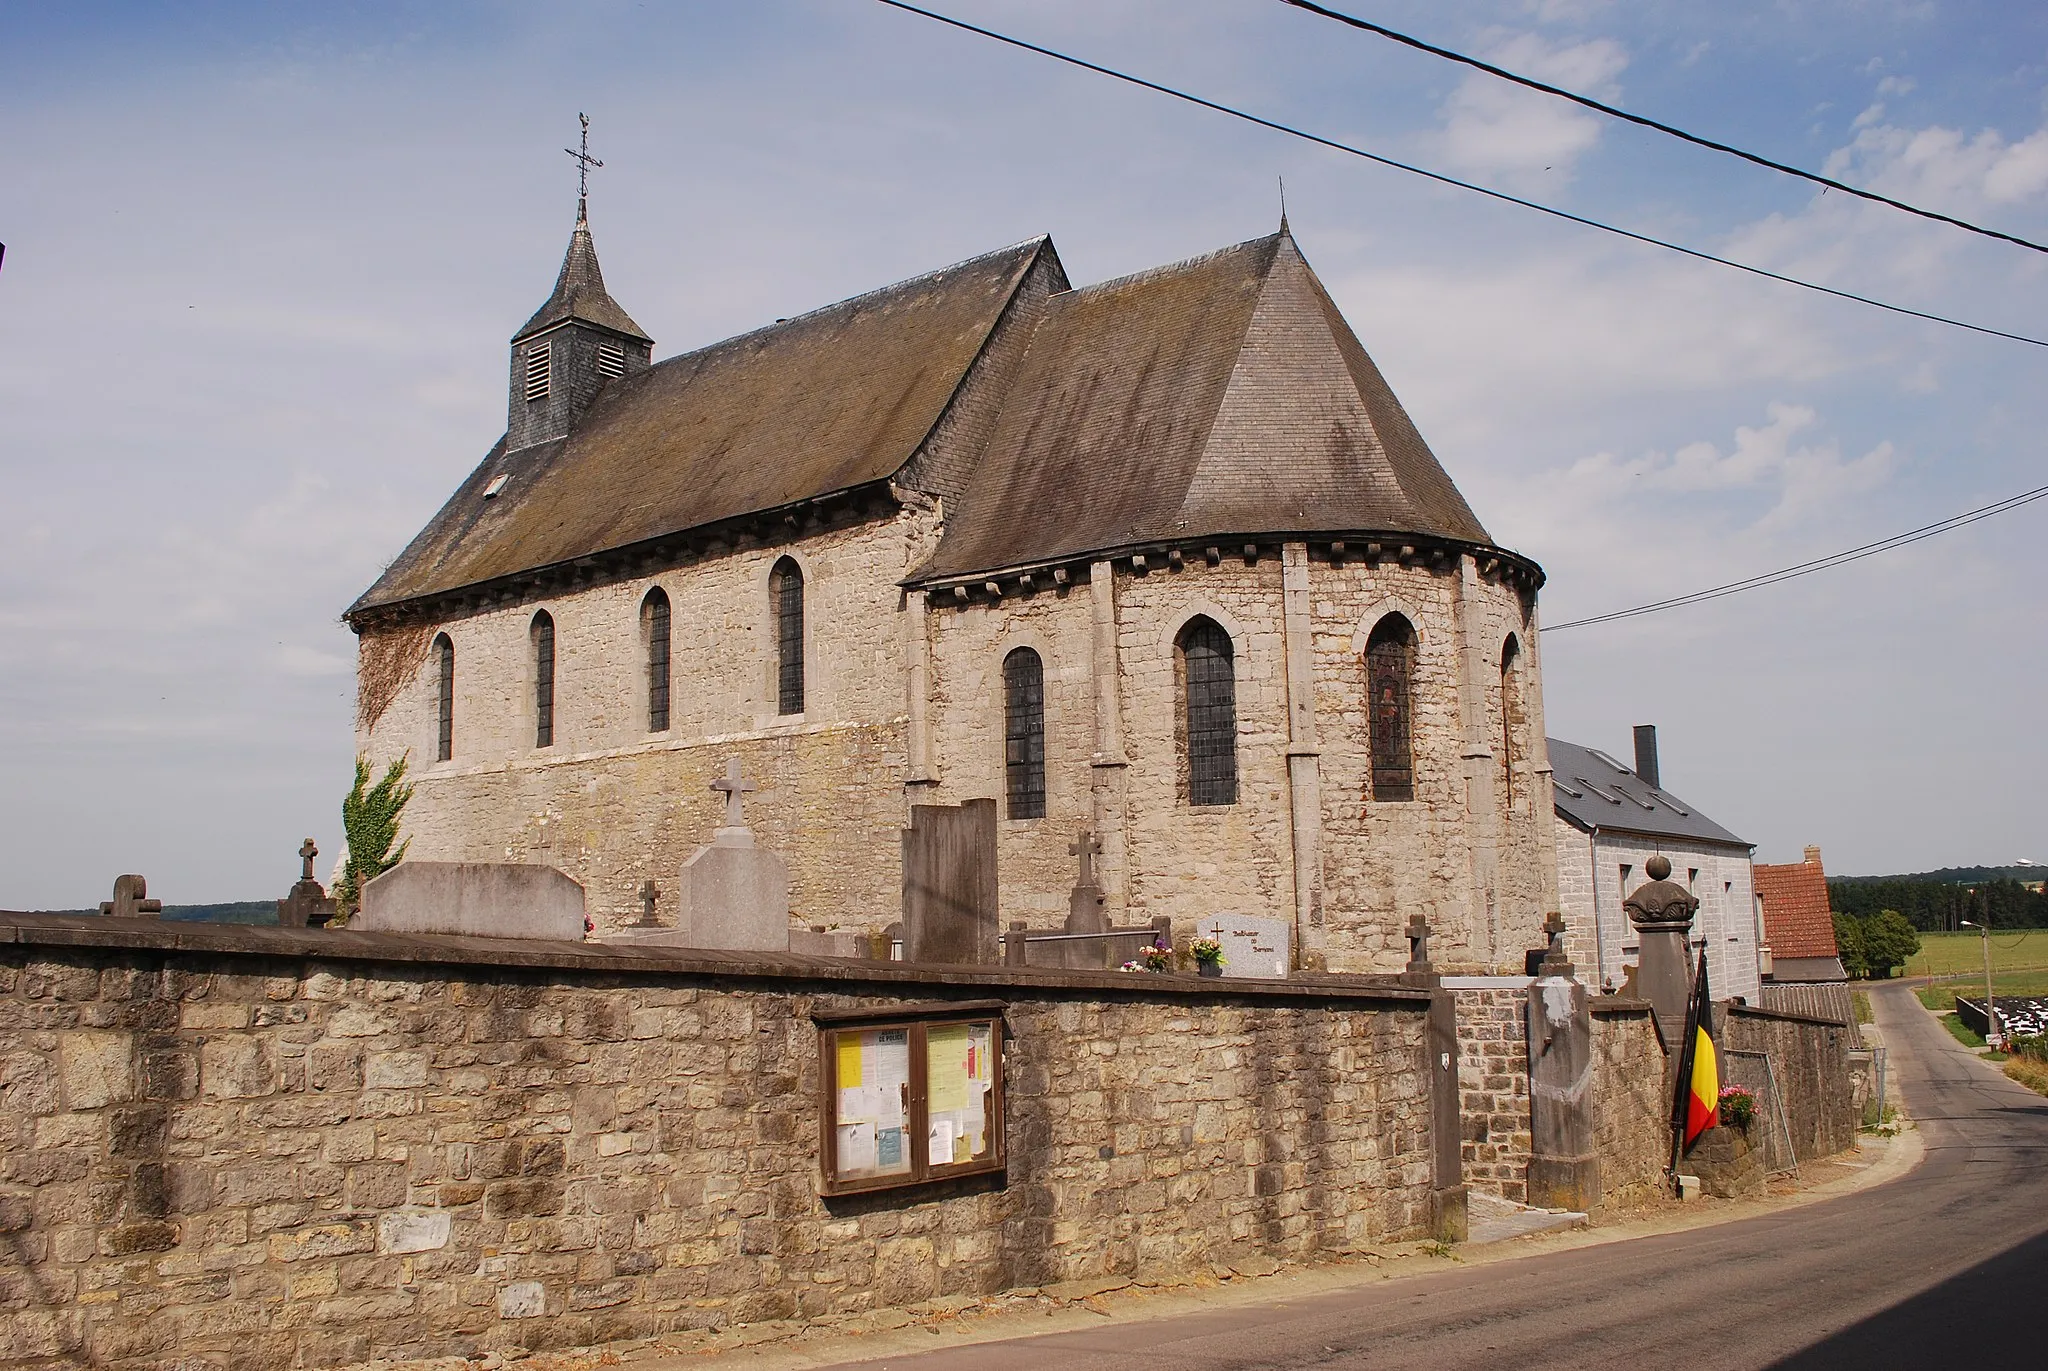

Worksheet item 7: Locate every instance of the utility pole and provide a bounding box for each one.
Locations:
[1961,915,1999,1050]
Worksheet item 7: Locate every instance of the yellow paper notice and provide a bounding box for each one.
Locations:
[836,1035,863,1090]
[928,1024,969,1112]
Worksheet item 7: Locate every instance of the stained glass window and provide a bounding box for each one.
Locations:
[532,611,555,749]
[645,588,671,732]
[772,558,804,716]
[433,633,454,762]
[1181,617,1237,806]
[1003,648,1045,819]
[1367,615,1415,802]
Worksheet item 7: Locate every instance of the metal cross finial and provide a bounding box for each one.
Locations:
[710,758,757,829]
[565,112,603,215]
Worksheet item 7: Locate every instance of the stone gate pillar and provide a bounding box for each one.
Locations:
[1524,916,1598,1212]
[1625,854,1699,1055]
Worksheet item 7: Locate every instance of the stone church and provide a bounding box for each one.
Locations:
[348,199,1559,971]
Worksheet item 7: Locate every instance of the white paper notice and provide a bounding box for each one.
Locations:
[837,1121,877,1176]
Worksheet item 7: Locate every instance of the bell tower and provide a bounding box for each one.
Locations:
[507,115,653,453]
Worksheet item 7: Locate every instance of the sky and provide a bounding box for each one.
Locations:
[2,0,2044,907]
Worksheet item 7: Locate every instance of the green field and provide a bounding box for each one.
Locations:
[1905,929,2048,980]
[1915,968,2048,1013]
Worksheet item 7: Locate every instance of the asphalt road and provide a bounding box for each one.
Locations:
[829,983,2048,1369]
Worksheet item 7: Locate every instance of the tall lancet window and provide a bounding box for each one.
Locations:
[644,588,671,732]
[1179,617,1237,806]
[1003,648,1046,819]
[1500,635,1523,809]
[532,610,556,748]
[433,633,454,762]
[1366,614,1416,802]
[771,558,805,715]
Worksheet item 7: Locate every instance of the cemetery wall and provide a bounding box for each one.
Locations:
[0,919,1435,1371]
[1448,984,1532,1202]
[1588,1000,1669,1207]
[356,510,940,935]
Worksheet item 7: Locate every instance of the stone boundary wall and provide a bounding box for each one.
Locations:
[0,917,1434,1370]
[1447,985,1531,1202]
[1588,1000,1667,1207]
[1721,1004,1857,1169]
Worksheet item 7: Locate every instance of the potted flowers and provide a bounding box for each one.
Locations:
[1718,1084,1758,1130]
[1190,935,1226,977]
[1120,941,1174,974]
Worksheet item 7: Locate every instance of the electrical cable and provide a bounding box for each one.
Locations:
[1541,482,2048,631]
[1276,0,2048,258]
[870,1,2048,350]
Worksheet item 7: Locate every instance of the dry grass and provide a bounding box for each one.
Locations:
[2003,1056,2048,1097]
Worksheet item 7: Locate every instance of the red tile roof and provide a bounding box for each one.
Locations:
[1755,849,1839,960]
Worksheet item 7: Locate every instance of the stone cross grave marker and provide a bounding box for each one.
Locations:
[277,838,337,928]
[1195,913,1292,979]
[638,880,661,927]
[1065,829,1107,935]
[1405,913,1433,975]
[1069,832,1100,889]
[99,874,162,919]
[710,758,756,832]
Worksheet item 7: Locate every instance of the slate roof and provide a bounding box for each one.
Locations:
[1548,736,1749,849]
[914,230,1491,581]
[514,208,651,344]
[1754,853,1841,961]
[353,225,1525,617]
[354,238,1056,614]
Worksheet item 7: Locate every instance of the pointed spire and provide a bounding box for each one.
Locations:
[1278,175,1289,236]
[513,204,650,345]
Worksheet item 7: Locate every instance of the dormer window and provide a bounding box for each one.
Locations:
[524,343,551,401]
[597,342,626,378]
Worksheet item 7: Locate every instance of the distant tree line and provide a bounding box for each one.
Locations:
[1828,878,2048,932]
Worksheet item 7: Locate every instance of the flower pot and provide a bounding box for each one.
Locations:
[1197,961,1223,978]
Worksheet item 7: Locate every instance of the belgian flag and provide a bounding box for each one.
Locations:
[1670,949,1719,1160]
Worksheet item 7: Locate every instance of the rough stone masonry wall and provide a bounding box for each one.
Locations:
[1588,1001,1668,1207]
[1721,1005,1857,1168]
[358,510,939,935]
[0,923,1434,1370]
[1449,985,1532,1202]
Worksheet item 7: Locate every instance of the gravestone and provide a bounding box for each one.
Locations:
[902,799,998,964]
[1195,914,1292,978]
[1624,855,1699,1054]
[356,863,585,940]
[674,760,789,952]
[1065,831,1108,934]
[636,880,661,928]
[98,874,163,920]
[1524,911,1600,1213]
[276,838,337,928]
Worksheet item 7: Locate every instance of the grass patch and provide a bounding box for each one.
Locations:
[1852,991,1872,1024]
[1938,1012,1993,1051]
[2005,1057,2048,1098]
[1914,968,2048,1013]
[1906,929,2048,980]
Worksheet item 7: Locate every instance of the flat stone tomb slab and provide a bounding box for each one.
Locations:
[356,862,585,940]
[1197,914,1292,978]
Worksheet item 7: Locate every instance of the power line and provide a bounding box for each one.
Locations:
[870,1,2048,350]
[1541,482,2048,632]
[1276,0,2048,258]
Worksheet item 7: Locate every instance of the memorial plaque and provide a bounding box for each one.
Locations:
[1195,914,1292,978]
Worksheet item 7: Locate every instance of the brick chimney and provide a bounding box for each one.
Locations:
[1804,844,1823,867]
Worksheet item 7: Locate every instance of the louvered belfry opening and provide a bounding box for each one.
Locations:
[1180,617,1237,806]
[771,558,805,715]
[531,611,556,748]
[1003,647,1046,819]
[1367,614,1417,802]
[644,588,671,732]
[523,342,551,401]
[433,634,454,762]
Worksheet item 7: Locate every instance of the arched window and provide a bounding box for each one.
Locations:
[644,588,671,732]
[1179,617,1237,806]
[433,633,454,762]
[1003,648,1046,819]
[1366,614,1416,802]
[771,558,804,715]
[531,610,555,749]
[1500,635,1523,808]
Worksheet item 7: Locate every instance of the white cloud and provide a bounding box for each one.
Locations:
[1437,33,1629,183]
